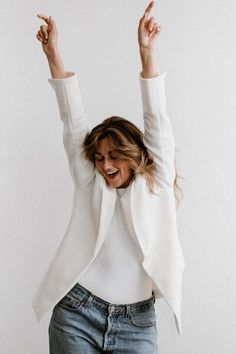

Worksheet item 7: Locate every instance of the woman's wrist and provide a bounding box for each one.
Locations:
[45,46,60,61]
[46,49,67,79]
[139,48,159,78]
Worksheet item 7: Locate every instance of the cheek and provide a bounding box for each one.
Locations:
[120,163,132,177]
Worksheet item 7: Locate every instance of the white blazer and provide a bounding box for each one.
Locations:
[32,71,185,335]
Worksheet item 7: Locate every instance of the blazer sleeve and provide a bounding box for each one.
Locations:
[139,72,176,188]
[48,72,94,188]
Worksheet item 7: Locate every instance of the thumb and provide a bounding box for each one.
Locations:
[48,16,56,32]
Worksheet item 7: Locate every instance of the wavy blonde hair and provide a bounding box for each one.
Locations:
[83,116,183,208]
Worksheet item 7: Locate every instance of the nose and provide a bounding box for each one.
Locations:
[102,157,113,170]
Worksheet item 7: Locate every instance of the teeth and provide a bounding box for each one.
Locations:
[107,171,118,175]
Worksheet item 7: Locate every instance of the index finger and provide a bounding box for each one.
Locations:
[37,14,50,24]
[144,1,155,17]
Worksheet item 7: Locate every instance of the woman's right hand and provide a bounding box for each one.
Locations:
[36,15,58,57]
[36,15,68,78]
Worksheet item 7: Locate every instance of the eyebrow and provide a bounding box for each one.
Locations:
[95,151,114,155]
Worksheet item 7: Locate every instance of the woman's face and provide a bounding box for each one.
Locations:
[94,137,133,189]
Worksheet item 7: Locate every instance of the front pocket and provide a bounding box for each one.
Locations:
[57,293,84,311]
[128,304,156,328]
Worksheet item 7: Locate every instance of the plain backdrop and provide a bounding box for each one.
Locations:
[1,0,236,353]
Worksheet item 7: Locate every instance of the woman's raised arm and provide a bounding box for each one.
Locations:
[138,1,161,78]
[36,15,71,79]
[35,14,94,188]
[138,2,176,188]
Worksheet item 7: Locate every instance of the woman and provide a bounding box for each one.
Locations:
[33,1,185,353]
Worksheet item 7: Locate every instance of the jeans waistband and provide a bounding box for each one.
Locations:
[70,282,155,314]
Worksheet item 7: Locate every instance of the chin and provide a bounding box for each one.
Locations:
[106,179,123,188]
[109,181,121,188]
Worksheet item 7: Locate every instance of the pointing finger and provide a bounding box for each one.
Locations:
[139,1,155,27]
[144,1,155,18]
[37,14,50,24]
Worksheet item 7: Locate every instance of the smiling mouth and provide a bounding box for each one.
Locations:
[106,171,119,179]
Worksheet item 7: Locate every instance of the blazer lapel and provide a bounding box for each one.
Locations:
[129,175,153,258]
[92,172,117,257]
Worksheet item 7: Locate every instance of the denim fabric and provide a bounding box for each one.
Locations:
[49,282,158,353]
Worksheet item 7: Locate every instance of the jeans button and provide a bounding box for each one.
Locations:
[109,305,115,314]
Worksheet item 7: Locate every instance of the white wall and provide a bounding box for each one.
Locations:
[1,0,236,353]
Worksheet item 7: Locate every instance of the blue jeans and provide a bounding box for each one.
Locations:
[49,282,158,353]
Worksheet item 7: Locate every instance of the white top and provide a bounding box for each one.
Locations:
[79,187,153,304]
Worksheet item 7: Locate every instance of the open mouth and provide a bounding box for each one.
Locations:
[106,171,119,179]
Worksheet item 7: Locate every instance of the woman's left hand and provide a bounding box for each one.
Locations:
[138,1,162,51]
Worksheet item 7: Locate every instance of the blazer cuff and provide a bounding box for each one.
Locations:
[48,72,77,89]
[139,71,168,81]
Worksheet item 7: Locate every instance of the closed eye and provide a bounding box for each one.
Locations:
[94,154,104,162]
[94,151,118,161]
[110,152,118,160]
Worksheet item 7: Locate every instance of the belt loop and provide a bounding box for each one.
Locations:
[84,293,94,308]
[125,304,131,318]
